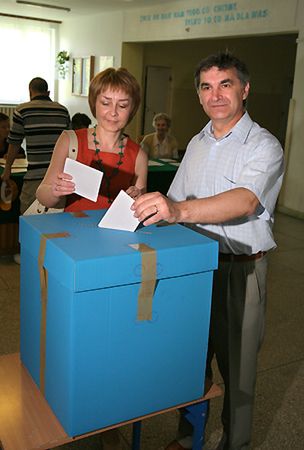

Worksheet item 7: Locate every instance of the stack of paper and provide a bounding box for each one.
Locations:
[148,160,164,167]
[0,158,28,173]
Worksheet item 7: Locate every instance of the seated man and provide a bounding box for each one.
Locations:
[71,112,92,130]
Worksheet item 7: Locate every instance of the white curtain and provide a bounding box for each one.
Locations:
[0,17,58,104]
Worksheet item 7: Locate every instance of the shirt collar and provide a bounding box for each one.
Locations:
[31,95,52,101]
[199,111,253,144]
[153,133,168,146]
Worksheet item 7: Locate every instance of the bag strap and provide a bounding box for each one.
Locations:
[64,129,78,160]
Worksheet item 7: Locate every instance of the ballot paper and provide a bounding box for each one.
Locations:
[63,158,103,202]
[148,160,164,166]
[98,190,140,232]
[0,158,28,172]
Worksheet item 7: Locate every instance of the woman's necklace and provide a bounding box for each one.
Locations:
[92,125,125,204]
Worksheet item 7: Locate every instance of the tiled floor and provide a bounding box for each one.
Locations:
[0,211,303,449]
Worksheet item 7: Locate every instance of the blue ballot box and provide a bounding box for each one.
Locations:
[19,210,218,437]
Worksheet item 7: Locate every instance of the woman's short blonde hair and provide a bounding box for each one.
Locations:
[88,67,141,124]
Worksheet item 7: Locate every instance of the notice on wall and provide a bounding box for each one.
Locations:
[124,0,297,41]
[139,3,268,26]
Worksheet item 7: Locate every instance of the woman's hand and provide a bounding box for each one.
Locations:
[52,172,75,198]
[126,185,143,200]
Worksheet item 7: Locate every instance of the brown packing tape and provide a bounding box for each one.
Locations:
[156,220,176,227]
[70,211,89,217]
[38,232,70,395]
[130,243,157,321]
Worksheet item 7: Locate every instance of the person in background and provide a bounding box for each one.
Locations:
[71,112,92,130]
[132,51,284,450]
[140,112,179,160]
[0,112,25,222]
[0,112,25,158]
[1,77,70,214]
[37,67,147,212]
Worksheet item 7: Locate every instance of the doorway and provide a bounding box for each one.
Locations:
[142,66,172,135]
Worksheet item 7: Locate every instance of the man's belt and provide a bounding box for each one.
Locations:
[219,251,267,262]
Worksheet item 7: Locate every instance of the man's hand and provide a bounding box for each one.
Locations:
[131,191,181,226]
[1,166,12,182]
[1,143,20,182]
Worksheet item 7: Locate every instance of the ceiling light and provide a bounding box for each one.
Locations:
[16,1,71,12]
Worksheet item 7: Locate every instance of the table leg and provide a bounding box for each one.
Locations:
[184,400,209,450]
[132,421,142,450]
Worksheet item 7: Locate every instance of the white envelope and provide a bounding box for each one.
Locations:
[63,157,103,202]
[98,190,140,232]
[148,160,164,166]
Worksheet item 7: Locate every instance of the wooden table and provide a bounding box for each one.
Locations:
[0,353,222,450]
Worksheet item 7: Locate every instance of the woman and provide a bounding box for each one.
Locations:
[0,112,25,158]
[0,113,11,158]
[37,68,147,210]
[140,112,178,160]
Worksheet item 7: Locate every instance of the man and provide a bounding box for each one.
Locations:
[1,77,70,214]
[71,112,92,130]
[132,52,284,450]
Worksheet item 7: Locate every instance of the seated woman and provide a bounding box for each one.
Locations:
[37,67,148,211]
[140,112,178,160]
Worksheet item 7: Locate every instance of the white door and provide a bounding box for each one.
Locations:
[143,66,172,134]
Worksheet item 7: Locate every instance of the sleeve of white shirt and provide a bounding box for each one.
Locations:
[235,129,284,218]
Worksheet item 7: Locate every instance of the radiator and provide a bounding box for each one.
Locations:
[0,105,16,122]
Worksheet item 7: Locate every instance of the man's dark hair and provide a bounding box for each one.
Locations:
[71,113,92,130]
[29,77,49,93]
[194,51,250,90]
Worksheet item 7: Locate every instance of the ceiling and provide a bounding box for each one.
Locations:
[0,0,178,22]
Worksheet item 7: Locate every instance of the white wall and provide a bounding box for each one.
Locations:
[278,2,304,217]
[123,0,297,41]
[57,0,304,218]
[58,10,123,122]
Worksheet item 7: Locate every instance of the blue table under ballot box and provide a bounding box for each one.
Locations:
[19,210,218,437]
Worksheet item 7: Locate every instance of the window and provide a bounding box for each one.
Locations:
[0,17,58,104]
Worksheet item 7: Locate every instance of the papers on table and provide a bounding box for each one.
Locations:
[10,168,28,174]
[0,158,28,173]
[98,190,140,232]
[148,158,180,167]
[148,160,163,166]
[0,157,28,168]
[63,157,103,203]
